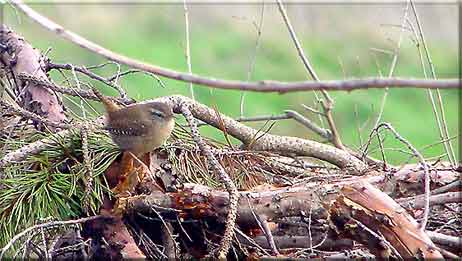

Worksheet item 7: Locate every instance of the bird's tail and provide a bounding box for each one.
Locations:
[91,87,120,114]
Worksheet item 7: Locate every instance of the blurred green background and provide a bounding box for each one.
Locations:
[4,3,459,165]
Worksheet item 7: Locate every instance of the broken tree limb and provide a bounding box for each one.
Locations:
[331,181,443,259]
[250,235,353,251]
[426,230,462,254]
[123,179,443,259]
[398,191,462,209]
[0,25,66,124]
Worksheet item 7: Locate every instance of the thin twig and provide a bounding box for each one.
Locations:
[276,0,344,149]
[240,2,265,117]
[0,215,103,259]
[237,113,291,123]
[180,104,238,259]
[80,125,94,215]
[373,1,410,129]
[106,69,165,89]
[245,197,279,256]
[182,0,194,100]
[47,62,129,101]
[284,110,331,140]
[70,65,87,119]
[409,0,457,167]
[364,123,430,230]
[11,0,459,93]
[16,72,130,105]
[258,217,280,256]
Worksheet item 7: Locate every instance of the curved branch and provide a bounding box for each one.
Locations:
[153,95,367,172]
[11,0,460,93]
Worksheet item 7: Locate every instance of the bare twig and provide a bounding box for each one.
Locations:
[258,216,279,256]
[373,1,410,129]
[276,0,345,149]
[284,110,331,140]
[364,123,430,230]
[240,2,265,117]
[0,215,103,259]
[106,69,165,89]
[182,0,194,100]
[245,196,279,255]
[16,72,131,107]
[180,104,238,259]
[237,113,291,123]
[47,62,129,101]
[80,125,94,215]
[10,1,459,93]
[409,0,457,167]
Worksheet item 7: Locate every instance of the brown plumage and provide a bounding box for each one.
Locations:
[93,88,175,155]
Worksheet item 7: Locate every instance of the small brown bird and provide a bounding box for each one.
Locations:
[92,89,175,196]
[93,89,175,156]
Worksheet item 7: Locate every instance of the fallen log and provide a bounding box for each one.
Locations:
[124,179,443,258]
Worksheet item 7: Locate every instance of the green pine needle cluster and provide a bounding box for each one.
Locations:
[0,128,119,254]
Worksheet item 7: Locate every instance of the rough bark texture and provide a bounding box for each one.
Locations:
[0,25,66,124]
[123,168,452,259]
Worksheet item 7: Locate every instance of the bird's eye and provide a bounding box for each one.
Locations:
[151,109,164,118]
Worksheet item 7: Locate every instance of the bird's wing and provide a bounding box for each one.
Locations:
[104,125,146,137]
[105,106,151,137]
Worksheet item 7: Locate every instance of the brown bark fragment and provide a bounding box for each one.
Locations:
[330,181,443,259]
[0,25,66,124]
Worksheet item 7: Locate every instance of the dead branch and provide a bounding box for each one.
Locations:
[153,95,368,173]
[46,62,130,102]
[0,215,103,259]
[331,182,443,259]
[10,1,460,93]
[398,191,462,209]
[180,104,238,258]
[0,25,66,124]
[124,180,443,259]
[249,235,353,251]
[16,72,131,105]
[426,230,462,253]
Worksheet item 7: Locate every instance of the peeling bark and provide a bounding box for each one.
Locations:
[124,178,444,259]
[0,25,66,124]
[330,182,443,259]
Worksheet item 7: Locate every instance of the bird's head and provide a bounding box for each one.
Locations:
[146,102,175,124]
